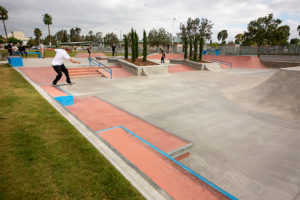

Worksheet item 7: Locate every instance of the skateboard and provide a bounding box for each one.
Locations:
[52,82,76,87]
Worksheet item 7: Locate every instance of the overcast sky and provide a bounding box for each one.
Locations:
[1,0,299,42]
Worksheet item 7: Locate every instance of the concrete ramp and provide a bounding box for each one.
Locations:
[203,63,223,72]
[226,67,300,121]
[141,65,169,77]
[203,55,268,69]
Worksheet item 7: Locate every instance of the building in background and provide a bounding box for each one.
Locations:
[8,31,30,44]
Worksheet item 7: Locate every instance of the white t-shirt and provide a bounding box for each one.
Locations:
[39,44,44,49]
[51,49,70,66]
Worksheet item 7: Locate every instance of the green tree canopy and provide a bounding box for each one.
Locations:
[273,25,290,45]
[103,32,119,46]
[55,29,68,43]
[217,30,228,44]
[0,6,8,38]
[290,38,299,45]
[243,13,283,55]
[70,27,82,42]
[34,28,42,44]
[235,33,243,44]
[148,28,171,49]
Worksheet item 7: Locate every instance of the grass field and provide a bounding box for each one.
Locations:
[0,64,145,200]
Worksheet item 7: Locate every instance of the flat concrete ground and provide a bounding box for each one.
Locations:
[62,66,300,200]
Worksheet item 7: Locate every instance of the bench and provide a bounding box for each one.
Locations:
[27,51,41,58]
[8,56,23,67]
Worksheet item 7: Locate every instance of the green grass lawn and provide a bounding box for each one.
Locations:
[0,64,145,200]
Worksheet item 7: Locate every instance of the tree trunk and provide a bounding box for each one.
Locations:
[3,19,8,39]
[48,24,51,46]
[257,45,261,58]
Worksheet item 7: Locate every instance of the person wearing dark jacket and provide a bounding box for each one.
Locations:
[19,44,28,57]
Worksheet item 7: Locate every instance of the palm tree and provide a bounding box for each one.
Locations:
[43,13,52,45]
[34,28,42,44]
[298,25,300,36]
[0,6,8,39]
[217,30,228,45]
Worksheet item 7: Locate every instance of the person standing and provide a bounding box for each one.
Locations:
[160,48,165,63]
[39,42,45,58]
[48,47,81,87]
[12,44,19,56]
[112,44,116,56]
[87,44,92,57]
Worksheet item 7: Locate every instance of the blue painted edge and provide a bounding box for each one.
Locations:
[96,125,238,200]
[54,95,73,106]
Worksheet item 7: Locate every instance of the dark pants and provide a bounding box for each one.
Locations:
[52,64,71,85]
[161,56,165,63]
[20,51,28,57]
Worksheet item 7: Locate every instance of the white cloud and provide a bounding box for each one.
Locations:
[1,0,299,42]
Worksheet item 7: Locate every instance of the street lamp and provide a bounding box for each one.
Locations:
[172,17,176,53]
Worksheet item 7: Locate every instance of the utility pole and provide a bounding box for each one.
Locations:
[172,17,176,53]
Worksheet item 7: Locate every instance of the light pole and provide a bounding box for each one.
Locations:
[172,17,176,53]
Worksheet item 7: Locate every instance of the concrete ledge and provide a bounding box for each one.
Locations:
[169,59,207,70]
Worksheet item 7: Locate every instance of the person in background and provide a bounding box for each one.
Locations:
[87,44,92,57]
[160,48,165,63]
[7,43,13,56]
[12,44,19,56]
[19,44,28,57]
[39,42,45,58]
[112,44,116,56]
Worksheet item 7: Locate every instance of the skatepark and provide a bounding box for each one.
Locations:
[11,53,300,200]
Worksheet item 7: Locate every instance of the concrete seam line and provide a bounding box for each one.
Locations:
[14,68,167,200]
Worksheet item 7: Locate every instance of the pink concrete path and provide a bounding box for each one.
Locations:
[99,127,230,200]
[66,96,190,154]
[75,53,107,58]
[168,64,197,73]
[19,67,65,85]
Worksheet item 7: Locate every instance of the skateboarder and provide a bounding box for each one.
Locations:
[47,47,81,87]
[87,43,92,57]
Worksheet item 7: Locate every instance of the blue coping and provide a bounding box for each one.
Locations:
[27,52,41,58]
[8,56,23,67]
[96,125,238,200]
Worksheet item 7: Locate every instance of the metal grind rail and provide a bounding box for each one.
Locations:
[88,57,112,79]
[210,59,232,69]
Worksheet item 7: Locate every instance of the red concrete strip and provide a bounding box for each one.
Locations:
[148,53,184,60]
[19,67,66,84]
[41,85,68,97]
[168,64,197,73]
[66,96,189,153]
[99,128,229,200]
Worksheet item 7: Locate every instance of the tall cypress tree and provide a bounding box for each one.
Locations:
[124,35,128,60]
[143,30,147,62]
[131,28,136,62]
[199,37,204,61]
[184,37,188,59]
[189,38,193,59]
[193,36,198,61]
[135,31,139,60]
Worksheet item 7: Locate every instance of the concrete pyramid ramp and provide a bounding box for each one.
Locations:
[203,63,223,72]
[141,65,169,77]
[227,67,300,121]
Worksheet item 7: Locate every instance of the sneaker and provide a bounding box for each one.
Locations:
[68,82,75,85]
[51,83,57,87]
